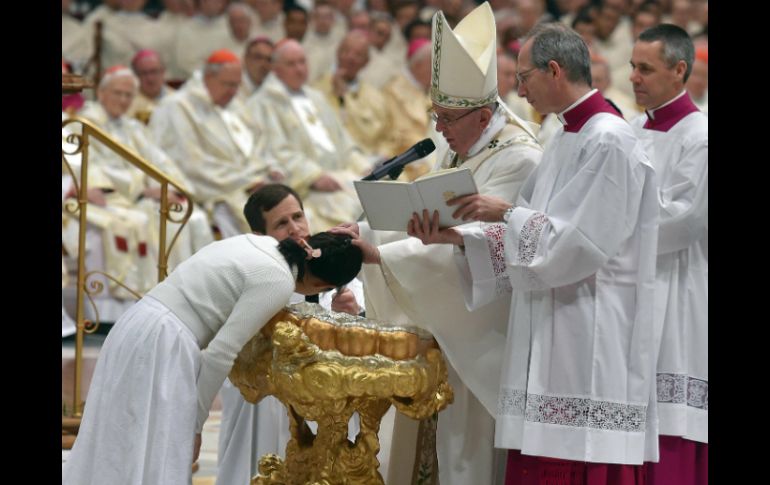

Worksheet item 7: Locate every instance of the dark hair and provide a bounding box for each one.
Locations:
[638,23,694,82]
[243,184,304,233]
[278,232,363,287]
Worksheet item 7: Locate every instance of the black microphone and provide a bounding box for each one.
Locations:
[362,138,436,181]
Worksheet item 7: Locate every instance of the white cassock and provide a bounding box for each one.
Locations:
[215,279,366,485]
[150,81,275,237]
[631,91,708,444]
[454,91,661,465]
[361,106,542,485]
[243,73,372,231]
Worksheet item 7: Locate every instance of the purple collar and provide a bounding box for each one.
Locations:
[559,90,623,133]
[643,92,699,132]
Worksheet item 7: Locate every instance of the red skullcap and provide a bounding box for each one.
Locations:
[206,49,241,65]
[407,38,431,60]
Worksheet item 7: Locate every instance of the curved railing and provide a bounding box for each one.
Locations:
[62,115,193,417]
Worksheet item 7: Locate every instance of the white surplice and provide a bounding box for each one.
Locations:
[631,92,708,444]
[455,92,661,465]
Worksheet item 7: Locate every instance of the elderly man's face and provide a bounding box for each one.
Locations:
[245,42,273,86]
[228,8,252,41]
[273,43,309,91]
[204,63,242,107]
[369,20,392,50]
[337,35,369,80]
[431,103,490,157]
[313,6,335,34]
[133,55,165,99]
[99,76,136,118]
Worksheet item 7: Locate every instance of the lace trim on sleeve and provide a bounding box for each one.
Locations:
[516,212,548,265]
[483,223,512,296]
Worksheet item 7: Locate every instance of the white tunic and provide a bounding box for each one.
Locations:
[455,92,661,465]
[631,92,708,444]
[63,235,295,485]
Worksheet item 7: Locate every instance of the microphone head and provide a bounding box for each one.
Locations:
[414,138,436,158]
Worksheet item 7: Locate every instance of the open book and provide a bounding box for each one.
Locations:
[354,168,478,231]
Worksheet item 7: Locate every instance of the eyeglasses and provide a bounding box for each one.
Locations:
[430,106,482,128]
[516,66,539,85]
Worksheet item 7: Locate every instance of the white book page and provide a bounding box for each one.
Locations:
[414,168,478,228]
[354,181,422,231]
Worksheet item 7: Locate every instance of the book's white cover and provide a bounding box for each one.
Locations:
[354,168,478,231]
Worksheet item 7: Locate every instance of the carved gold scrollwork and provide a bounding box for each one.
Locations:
[230,313,453,485]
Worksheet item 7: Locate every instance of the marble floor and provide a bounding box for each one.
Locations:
[61,331,222,484]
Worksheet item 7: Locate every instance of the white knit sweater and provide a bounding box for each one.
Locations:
[148,234,295,432]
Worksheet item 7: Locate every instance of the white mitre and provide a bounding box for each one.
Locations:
[430,1,498,109]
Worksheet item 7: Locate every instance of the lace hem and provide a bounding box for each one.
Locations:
[498,388,647,432]
[657,373,708,410]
